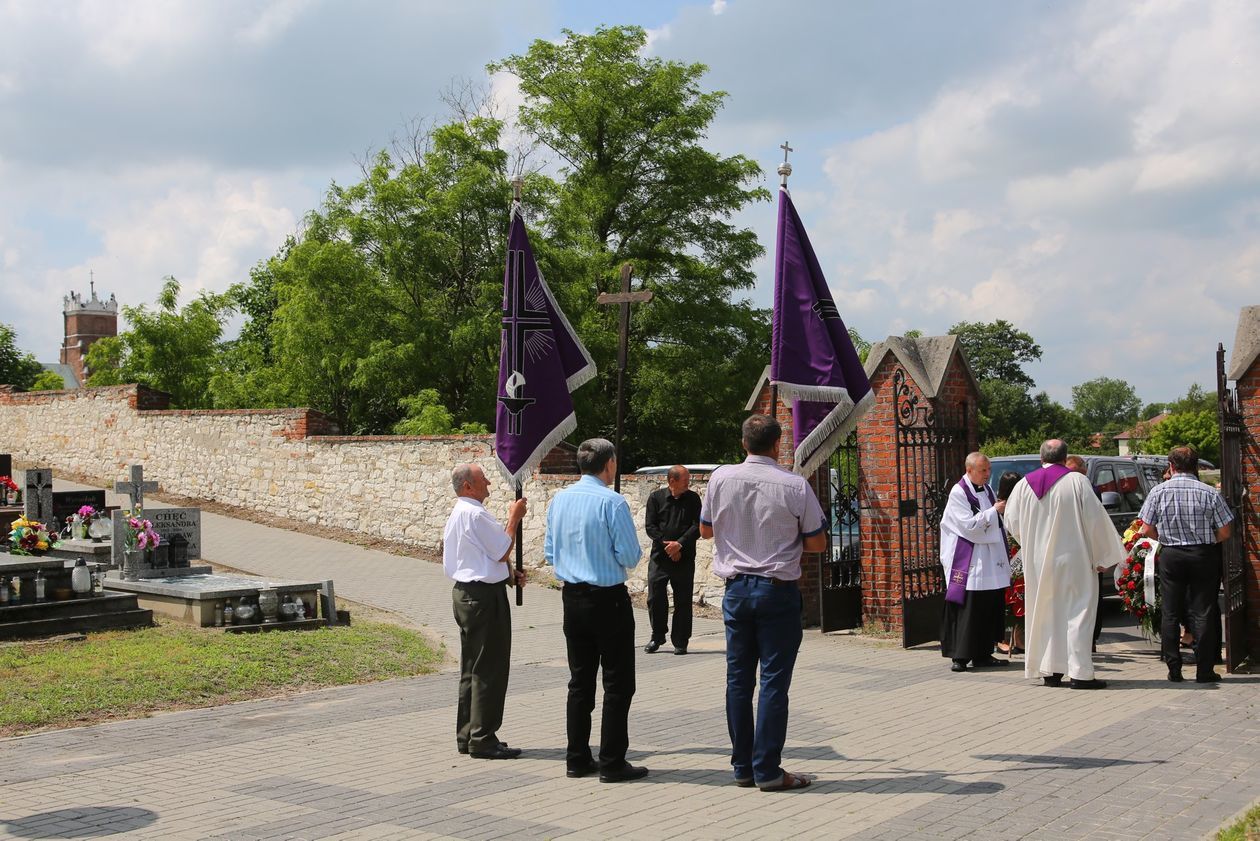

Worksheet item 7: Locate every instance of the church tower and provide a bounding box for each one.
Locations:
[61,274,118,387]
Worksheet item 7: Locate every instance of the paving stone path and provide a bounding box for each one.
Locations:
[0,481,1255,840]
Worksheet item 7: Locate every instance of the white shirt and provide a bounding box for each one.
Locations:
[443,497,512,583]
[938,480,1011,591]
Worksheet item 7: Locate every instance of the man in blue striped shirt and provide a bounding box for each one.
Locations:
[544,438,645,782]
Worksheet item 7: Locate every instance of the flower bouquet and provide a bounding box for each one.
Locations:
[1116,517,1160,638]
[8,517,56,555]
[119,509,161,579]
[65,505,99,540]
[0,476,18,506]
[1004,535,1024,627]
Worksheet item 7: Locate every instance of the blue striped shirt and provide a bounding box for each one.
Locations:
[1138,473,1234,546]
[544,475,642,586]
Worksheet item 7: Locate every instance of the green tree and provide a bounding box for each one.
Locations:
[1140,410,1220,464]
[1167,383,1216,415]
[29,370,64,391]
[1072,376,1142,433]
[86,278,234,407]
[0,324,44,390]
[84,336,125,387]
[949,319,1042,389]
[492,25,770,465]
[393,390,489,435]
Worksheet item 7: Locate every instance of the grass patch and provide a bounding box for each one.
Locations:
[1218,801,1260,841]
[0,619,443,736]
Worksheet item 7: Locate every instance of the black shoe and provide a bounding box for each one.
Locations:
[459,740,508,755]
[673,645,687,655]
[1042,673,1064,687]
[644,640,663,654]
[1168,669,1184,683]
[950,660,968,673]
[972,657,1008,668]
[599,763,649,783]
[1196,672,1222,684]
[470,744,522,760]
[566,762,598,778]
[1070,678,1107,690]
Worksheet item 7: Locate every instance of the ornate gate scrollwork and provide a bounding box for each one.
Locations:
[894,368,971,648]
[821,431,862,632]
[1217,344,1250,672]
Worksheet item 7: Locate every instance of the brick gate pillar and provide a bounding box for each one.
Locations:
[857,336,980,635]
[1227,307,1260,654]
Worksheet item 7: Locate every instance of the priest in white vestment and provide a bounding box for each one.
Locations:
[939,452,1012,671]
[1004,440,1126,688]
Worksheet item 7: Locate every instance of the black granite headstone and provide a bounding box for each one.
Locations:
[52,490,107,529]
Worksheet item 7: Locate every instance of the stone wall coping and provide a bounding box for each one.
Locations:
[309,434,494,444]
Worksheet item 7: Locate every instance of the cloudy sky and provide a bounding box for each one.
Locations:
[2,0,1258,405]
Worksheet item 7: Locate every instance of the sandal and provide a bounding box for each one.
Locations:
[759,771,814,792]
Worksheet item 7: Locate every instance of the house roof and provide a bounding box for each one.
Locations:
[38,362,80,389]
[863,335,980,399]
[1113,412,1170,441]
[1228,305,1260,381]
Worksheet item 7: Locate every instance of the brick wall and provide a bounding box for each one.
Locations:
[1236,363,1260,654]
[856,361,903,630]
[0,385,722,603]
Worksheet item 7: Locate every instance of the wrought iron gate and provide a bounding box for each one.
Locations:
[820,431,862,632]
[895,369,971,648]
[1217,344,1250,672]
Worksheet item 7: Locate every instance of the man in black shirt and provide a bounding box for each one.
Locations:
[644,465,702,655]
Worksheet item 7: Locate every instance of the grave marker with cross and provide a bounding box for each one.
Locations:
[596,262,654,492]
[23,468,53,525]
[114,465,158,513]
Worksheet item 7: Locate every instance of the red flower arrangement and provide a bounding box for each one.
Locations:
[1004,535,1024,626]
[1116,517,1160,638]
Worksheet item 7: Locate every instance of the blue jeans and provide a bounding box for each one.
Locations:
[723,575,803,785]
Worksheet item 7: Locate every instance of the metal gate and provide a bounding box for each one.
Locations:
[1217,344,1250,672]
[895,368,971,648]
[820,431,862,632]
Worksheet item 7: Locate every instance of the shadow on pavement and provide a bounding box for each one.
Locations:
[3,807,158,838]
[974,753,1163,769]
[627,767,1004,795]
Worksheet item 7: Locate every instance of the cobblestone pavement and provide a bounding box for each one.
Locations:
[0,482,1255,840]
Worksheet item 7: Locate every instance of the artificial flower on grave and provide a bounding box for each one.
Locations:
[0,476,17,495]
[8,516,56,555]
[121,508,162,552]
[1116,533,1160,639]
[77,504,99,520]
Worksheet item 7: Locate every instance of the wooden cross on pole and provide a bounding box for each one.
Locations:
[114,464,158,513]
[596,263,654,492]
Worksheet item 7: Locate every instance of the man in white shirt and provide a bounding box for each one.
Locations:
[443,463,527,759]
[939,452,1012,672]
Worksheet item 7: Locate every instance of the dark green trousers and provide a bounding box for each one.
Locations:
[452,580,512,753]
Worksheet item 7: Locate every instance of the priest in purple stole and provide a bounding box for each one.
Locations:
[1004,439,1126,689]
[939,452,1012,672]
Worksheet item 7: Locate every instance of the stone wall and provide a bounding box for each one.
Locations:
[0,385,719,603]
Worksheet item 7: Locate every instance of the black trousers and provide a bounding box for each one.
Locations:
[1160,544,1222,679]
[940,588,1006,662]
[646,558,694,647]
[452,581,511,753]
[562,582,636,772]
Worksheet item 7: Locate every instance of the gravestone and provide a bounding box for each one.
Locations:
[23,468,53,526]
[52,490,107,530]
[112,508,207,576]
[0,454,11,479]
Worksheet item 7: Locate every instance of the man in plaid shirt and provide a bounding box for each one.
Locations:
[1138,446,1234,683]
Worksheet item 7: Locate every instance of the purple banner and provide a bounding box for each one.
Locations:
[494,206,596,486]
[772,189,873,475]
